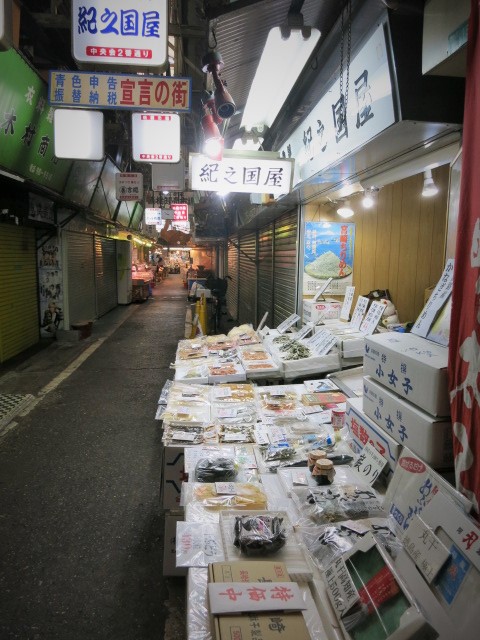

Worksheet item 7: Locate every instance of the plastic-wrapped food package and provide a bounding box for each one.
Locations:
[299,517,400,571]
[174,363,209,384]
[163,423,218,445]
[194,456,238,483]
[191,482,268,510]
[257,388,301,416]
[161,401,211,426]
[167,382,211,404]
[158,379,174,405]
[187,567,212,640]
[210,383,256,403]
[177,339,208,361]
[176,522,225,567]
[259,443,305,472]
[233,513,287,556]
[292,484,385,524]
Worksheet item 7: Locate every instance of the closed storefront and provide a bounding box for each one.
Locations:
[66,231,96,326]
[257,224,274,326]
[94,236,117,317]
[0,225,38,363]
[238,231,257,325]
[273,210,298,326]
[226,239,239,321]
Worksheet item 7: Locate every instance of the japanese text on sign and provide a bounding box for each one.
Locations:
[208,582,306,614]
[49,71,191,112]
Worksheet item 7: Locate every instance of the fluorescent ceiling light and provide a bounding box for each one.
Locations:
[241,25,320,132]
[54,109,104,160]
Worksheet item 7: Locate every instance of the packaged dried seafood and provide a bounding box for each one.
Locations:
[192,482,268,510]
[233,514,287,556]
[211,383,256,403]
[292,484,385,524]
[194,456,238,483]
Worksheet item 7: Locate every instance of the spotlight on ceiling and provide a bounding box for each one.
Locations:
[362,187,379,209]
[337,200,354,218]
[202,50,236,120]
[201,101,224,160]
[422,169,439,197]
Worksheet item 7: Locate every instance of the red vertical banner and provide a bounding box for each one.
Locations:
[448,0,480,514]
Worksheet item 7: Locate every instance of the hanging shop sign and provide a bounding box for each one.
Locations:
[151,159,186,190]
[115,172,143,201]
[0,0,12,50]
[280,24,395,187]
[132,113,180,163]
[304,222,355,295]
[0,49,72,191]
[172,203,188,221]
[161,208,175,220]
[72,0,168,70]
[189,152,294,195]
[28,193,55,224]
[145,208,162,225]
[48,71,191,112]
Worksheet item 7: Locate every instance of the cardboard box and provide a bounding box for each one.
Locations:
[364,333,450,416]
[161,445,186,510]
[208,562,310,640]
[303,299,342,323]
[345,397,402,481]
[384,446,472,534]
[362,376,453,468]
[163,513,187,577]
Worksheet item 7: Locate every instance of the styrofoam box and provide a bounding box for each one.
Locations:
[345,397,403,481]
[303,299,342,323]
[163,512,187,577]
[362,376,453,469]
[364,332,450,416]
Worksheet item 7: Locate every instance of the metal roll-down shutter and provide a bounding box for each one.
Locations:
[238,231,257,325]
[95,236,117,317]
[226,238,239,321]
[273,209,299,326]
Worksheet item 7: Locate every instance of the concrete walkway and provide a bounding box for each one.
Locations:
[0,274,188,640]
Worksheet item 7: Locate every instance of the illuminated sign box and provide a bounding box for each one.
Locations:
[172,203,188,221]
[72,0,168,70]
[145,208,162,224]
[151,159,185,191]
[48,71,191,112]
[54,109,104,160]
[132,113,180,163]
[189,151,293,195]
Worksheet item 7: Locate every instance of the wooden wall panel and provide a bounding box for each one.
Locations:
[304,165,449,323]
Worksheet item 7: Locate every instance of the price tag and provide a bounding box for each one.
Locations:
[254,425,270,445]
[213,387,233,399]
[215,482,237,495]
[276,313,301,334]
[315,334,338,356]
[257,311,269,333]
[222,433,247,442]
[176,522,225,567]
[216,407,238,419]
[340,286,355,321]
[292,324,313,341]
[313,277,333,301]
[359,300,386,335]
[402,515,450,583]
[350,296,369,329]
[171,431,196,441]
[412,259,454,338]
[353,442,388,485]
[291,469,308,485]
[324,557,360,617]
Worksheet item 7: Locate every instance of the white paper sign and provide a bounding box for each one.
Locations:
[213,387,233,399]
[277,313,301,334]
[359,300,386,335]
[215,482,237,495]
[340,286,355,321]
[257,311,269,332]
[72,0,168,69]
[208,582,306,615]
[176,522,224,567]
[324,557,359,617]
[350,296,370,330]
[353,442,387,485]
[412,259,454,338]
[292,324,313,341]
[401,515,450,583]
[313,277,334,302]
[171,431,196,442]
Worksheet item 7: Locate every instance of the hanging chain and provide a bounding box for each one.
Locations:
[339,0,352,125]
[344,0,352,119]
[339,6,344,105]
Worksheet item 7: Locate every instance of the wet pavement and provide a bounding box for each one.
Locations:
[0,274,188,640]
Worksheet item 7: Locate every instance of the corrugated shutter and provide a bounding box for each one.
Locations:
[273,209,299,326]
[226,238,239,321]
[95,237,117,317]
[66,232,96,324]
[238,231,257,325]
[257,223,274,326]
[0,225,38,362]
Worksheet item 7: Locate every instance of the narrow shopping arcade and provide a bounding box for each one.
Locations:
[0,275,187,640]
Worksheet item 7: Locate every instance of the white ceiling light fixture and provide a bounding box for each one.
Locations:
[422,169,439,197]
[362,187,379,209]
[241,13,320,132]
[337,200,354,218]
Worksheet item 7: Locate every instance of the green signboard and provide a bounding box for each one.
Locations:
[0,49,72,192]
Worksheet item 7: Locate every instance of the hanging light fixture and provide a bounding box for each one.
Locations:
[337,200,354,218]
[362,187,379,209]
[422,169,439,197]
[201,98,224,160]
[241,13,321,132]
[202,50,236,120]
